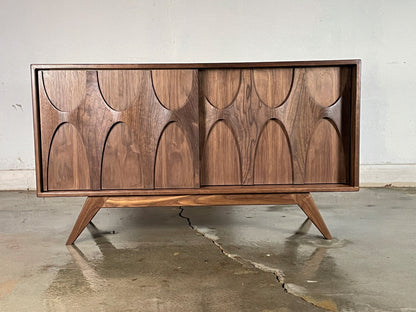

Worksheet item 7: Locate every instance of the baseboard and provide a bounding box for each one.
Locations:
[359,164,416,187]
[0,165,415,190]
[0,170,36,191]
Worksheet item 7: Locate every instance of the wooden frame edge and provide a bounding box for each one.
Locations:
[30,59,361,71]
[103,193,298,208]
[36,185,359,197]
[351,60,361,188]
[31,65,43,196]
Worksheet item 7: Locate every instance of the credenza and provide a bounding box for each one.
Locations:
[31,60,360,244]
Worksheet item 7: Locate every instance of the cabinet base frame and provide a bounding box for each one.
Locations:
[66,193,332,245]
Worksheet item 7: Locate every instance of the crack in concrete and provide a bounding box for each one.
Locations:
[178,207,285,280]
[179,207,243,263]
[178,206,337,312]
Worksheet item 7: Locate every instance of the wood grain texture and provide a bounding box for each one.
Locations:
[42,70,86,112]
[116,70,171,188]
[202,121,241,185]
[34,184,359,198]
[117,69,199,189]
[66,197,107,245]
[98,70,143,111]
[38,71,66,190]
[254,120,293,184]
[32,61,361,245]
[305,120,346,183]
[253,68,293,107]
[39,70,118,190]
[152,70,194,110]
[305,67,341,107]
[70,71,118,190]
[200,69,241,109]
[295,193,332,239]
[155,122,197,188]
[201,66,350,186]
[67,192,332,244]
[103,193,297,208]
[48,123,90,190]
[32,61,360,196]
[37,69,199,191]
[276,67,350,184]
[201,70,270,185]
[101,122,143,189]
[277,68,327,184]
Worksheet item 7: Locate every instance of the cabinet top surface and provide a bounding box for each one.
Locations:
[31,59,361,70]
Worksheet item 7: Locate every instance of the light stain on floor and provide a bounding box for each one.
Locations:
[0,280,17,299]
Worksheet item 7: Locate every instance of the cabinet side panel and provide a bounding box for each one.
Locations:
[341,67,353,185]
[351,63,361,187]
[31,67,43,193]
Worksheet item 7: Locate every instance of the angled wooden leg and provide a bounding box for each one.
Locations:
[66,197,108,245]
[295,193,332,240]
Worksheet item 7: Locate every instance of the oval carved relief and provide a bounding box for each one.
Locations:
[152,70,194,110]
[43,71,86,112]
[98,70,148,111]
[254,120,293,184]
[48,123,90,190]
[305,119,346,183]
[305,67,341,107]
[201,70,241,109]
[101,122,144,189]
[155,122,195,188]
[253,68,293,108]
[202,121,241,185]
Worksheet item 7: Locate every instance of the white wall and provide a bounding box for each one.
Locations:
[1,0,415,187]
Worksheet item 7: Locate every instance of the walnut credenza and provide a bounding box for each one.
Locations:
[31,60,360,244]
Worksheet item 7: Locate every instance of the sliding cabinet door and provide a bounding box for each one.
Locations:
[37,69,199,191]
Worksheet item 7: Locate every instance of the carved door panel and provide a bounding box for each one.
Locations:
[38,69,199,191]
[200,67,351,186]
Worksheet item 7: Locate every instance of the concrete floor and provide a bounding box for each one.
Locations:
[0,188,415,312]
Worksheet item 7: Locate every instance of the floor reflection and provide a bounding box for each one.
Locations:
[268,218,354,312]
[288,219,328,281]
[44,216,318,312]
[66,224,112,292]
[184,205,357,312]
